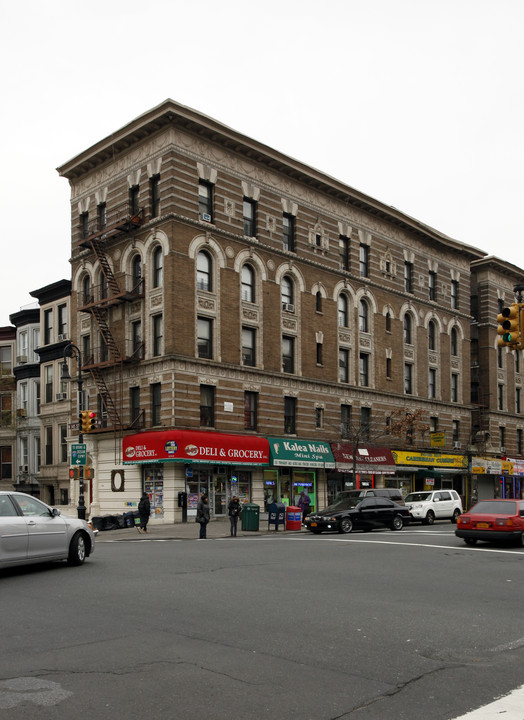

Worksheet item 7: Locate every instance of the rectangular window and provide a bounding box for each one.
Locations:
[428,271,437,301]
[45,426,53,465]
[80,211,89,238]
[242,327,256,367]
[1,446,12,479]
[404,363,413,395]
[518,429,523,455]
[132,320,143,359]
[129,185,140,216]
[0,346,11,376]
[386,357,392,380]
[244,391,258,431]
[316,343,323,365]
[130,387,141,427]
[339,236,350,271]
[341,404,351,439]
[339,348,349,383]
[452,420,459,443]
[516,352,521,374]
[200,385,215,427]
[451,373,459,403]
[45,365,53,403]
[430,416,438,433]
[404,262,413,293]
[152,314,163,357]
[359,353,369,386]
[44,308,53,345]
[150,175,160,218]
[360,407,371,440]
[97,202,106,231]
[197,317,213,359]
[151,383,161,426]
[284,396,296,434]
[198,181,213,222]
[498,383,504,411]
[517,388,521,414]
[283,213,295,252]
[58,304,67,338]
[35,436,40,472]
[315,407,324,429]
[60,424,67,463]
[500,426,506,450]
[282,336,295,374]
[359,244,369,278]
[498,347,503,369]
[243,199,256,237]
[451,280,459,310]
[429,368,436,398]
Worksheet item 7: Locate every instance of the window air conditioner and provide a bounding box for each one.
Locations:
[56,392,67,401]
[201,213,212,223]
[19,465,28,473]
[453,441,461,450]
[17,355,27,364]
[58,334,67,342]
[282,303,295,313]
[500,446,506,454]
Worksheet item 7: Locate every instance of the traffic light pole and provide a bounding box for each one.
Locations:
[61,343,86,520]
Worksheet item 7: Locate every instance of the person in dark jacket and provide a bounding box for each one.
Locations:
[228,496,242,537]
[297,490,311,524]
[196,494,210,538]
[137,492,151,533]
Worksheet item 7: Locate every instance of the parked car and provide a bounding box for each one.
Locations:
[404,489,462,524]
[0,491,95,570]
[455,499,524,546]
[336,488,405,505]
[305,495,411,534]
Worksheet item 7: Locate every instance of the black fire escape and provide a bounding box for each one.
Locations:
[77,203,145,432]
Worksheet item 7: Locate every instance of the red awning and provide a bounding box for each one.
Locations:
[330,443,396,474]
[123,429,270,465]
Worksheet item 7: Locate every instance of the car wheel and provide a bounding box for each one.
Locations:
[68,532,87,566]
[339,517,353,534]
[391,514,403,531]
[451,509,460,523]
[424,510,435,526]
[464,537,477,546]
[517,532,524,548]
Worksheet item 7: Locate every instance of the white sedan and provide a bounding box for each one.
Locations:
[0,491,95,570]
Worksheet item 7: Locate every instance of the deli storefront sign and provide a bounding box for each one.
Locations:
[123,430,270,465]
[268,438,335,468]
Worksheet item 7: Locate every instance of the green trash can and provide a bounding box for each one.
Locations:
[241,503,260,531]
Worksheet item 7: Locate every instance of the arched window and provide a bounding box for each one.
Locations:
[281,276,293,306]
[197,250,212,292]
[241,265,255,302]
[404,314,412,344]
[316,291,322,312]
[358,299,369,333]
[338,295,348,327]
[132,255,142,293]
[152,247,163,288]
[385,312,391,332]
[451,327,458,356]
[82,275,91,306]
[428,320,436,350]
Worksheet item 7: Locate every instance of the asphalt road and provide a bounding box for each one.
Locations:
[2,523,524,720]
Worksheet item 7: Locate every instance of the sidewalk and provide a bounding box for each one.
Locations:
[95,517,305,542]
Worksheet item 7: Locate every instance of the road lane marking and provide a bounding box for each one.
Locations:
[451,683,524,719]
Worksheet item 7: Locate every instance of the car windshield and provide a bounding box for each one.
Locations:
[405,492,431,503]
[320,497,361,513]
[470,500,517,515]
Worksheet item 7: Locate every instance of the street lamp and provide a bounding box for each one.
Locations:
[60,343,86,520]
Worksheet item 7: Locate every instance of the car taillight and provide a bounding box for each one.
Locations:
[458,517,469,525]
[495,518,514,527]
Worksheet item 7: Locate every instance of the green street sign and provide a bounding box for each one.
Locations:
[71,443,87,465]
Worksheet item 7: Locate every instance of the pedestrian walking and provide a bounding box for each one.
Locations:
[228,496,242,537]
[137,492,151,533]
[297,490,311,524]
[196,493,210,538]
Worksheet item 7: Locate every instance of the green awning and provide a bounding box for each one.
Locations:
[268,437,335,468]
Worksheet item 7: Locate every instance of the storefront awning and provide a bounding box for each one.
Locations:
[123,429,270,465]
[392,450,467,470]
[268,438,335,468]
[330,443,396,474]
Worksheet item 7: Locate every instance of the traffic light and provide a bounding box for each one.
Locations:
[86,411,97,433]
[79,410,89,433]
[497,304,521,348]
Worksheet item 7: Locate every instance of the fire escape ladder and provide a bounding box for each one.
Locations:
[88,366,122,428]
[91,306,122,362]
[88,237,122,297]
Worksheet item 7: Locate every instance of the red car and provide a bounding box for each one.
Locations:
[455,499,524,546]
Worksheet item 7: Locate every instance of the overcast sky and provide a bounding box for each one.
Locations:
[2,0,523,327]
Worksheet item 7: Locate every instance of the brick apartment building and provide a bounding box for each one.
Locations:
[51,99,520,522]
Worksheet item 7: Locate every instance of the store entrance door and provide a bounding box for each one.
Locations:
[213,468,228,516]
